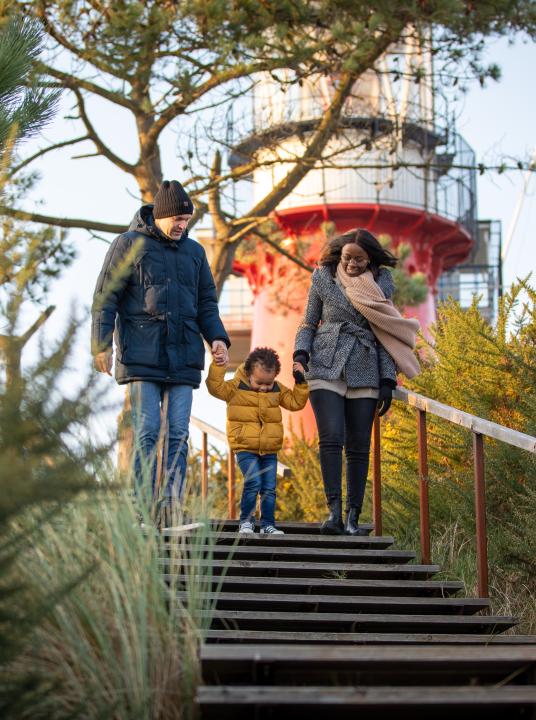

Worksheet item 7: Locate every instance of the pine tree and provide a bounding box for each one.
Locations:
[380,282,536,603]
[0,12,109,717]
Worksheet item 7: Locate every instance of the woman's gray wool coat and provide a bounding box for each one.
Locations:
[294,265,397,388]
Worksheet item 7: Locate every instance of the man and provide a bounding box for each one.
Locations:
[92,179,229,505]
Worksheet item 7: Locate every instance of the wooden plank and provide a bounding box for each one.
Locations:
[177,591,489,615]
[201,643,536,663]
[207,610,516,633]
[205,532,395,549]
[197,684,536,705]
[201,644,536,687]
[162,558,440,580]
[211,520,374,535]
[166,574,465,597]
[395,387,536,454]
[164,544,416,564]
[203,630,536,645]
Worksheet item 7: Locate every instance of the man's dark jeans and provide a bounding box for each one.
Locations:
[129,381,192,502]
[310,389,377,512]
[236,451,278,528]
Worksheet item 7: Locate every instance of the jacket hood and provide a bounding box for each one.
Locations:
[232,362,281,392]
[233,363,249,385]
[128,205,188,246]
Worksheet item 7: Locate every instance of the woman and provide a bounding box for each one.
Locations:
[294,228,419,536]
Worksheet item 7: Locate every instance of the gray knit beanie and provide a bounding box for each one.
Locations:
[153,180,194,218]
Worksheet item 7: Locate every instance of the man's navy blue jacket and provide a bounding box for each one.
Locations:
[91,205,230,387]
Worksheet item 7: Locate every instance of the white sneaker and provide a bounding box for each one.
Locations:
[238,520,255,534]
[260,525,285,535]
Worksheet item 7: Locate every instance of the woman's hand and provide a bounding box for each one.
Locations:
[292,361,306,384]
[376,385,392,416]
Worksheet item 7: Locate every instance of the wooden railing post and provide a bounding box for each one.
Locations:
[372,414,382,536]
[417,409,431,565]
[227,449,237,520]
[201,431,208,502]
[473,432,489,598]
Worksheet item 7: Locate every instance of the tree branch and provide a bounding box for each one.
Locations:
[73,88,137,174]
[9,135,90,176]
[207,151,230,239]
[35,2,120,79]
[37,62,136,111]
[252,229,314,273]
[0,205,125,234]
[146,56,317,148]
[20,305,56,346]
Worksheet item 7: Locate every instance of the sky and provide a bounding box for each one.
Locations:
[15,34,536,444]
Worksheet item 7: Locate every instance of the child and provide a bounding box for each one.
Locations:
[206,347,308,534]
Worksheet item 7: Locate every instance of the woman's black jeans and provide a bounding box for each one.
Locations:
[310,389,377,512]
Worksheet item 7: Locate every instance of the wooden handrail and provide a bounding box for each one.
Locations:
[190,416,292,520]
[387,387,536,598]
[394,388,536,452]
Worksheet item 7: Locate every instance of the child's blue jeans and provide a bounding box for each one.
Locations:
[236,451,278,528]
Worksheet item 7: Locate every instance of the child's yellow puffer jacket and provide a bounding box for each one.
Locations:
[206,362,309,454]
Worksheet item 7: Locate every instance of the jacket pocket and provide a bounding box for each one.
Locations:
[182,317,205,370]
[228,422,245,447]
[311,323,341,368]
[143,284,166,315]
[122,318,163,367]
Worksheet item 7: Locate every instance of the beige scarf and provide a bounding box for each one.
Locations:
[337,264,421,379]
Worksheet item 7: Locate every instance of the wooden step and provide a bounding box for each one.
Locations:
[197,685,536,719]
[167,574,464,597]
[203,531,395,549]
[177,590,489,615]
[201,644,536,686]
[163,543,415,564]
[207,609,515,634]
[165,558,440,580]
[211,520,374,535]
[204,630,536,645]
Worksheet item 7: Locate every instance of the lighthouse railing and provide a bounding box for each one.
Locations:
[372,387,536,598]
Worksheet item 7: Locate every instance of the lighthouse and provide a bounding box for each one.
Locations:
[223,38,480,436]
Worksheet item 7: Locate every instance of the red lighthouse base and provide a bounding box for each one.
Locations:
[238,202,474,439]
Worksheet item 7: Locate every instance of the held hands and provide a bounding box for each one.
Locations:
[292,361,306,384]
[211,340,229,367]
[94,349,113,376]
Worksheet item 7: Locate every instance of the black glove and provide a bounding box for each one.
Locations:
[293,368,306,384]
[376,384,393,417]
[292,350,309,372]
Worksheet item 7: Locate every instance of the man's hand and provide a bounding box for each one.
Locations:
[94,349,113,376]
[211,340,229,367]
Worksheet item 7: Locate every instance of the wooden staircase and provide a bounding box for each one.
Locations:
[164,520,536,719]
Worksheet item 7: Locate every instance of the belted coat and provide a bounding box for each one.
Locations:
[91,205,229,387]
[294,265,397,388]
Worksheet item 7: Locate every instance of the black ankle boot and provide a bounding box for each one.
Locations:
[320,497,345,535]
[345,507,369,536]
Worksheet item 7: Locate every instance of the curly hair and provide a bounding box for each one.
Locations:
[319,228,397,277]
[244,347,281,376]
